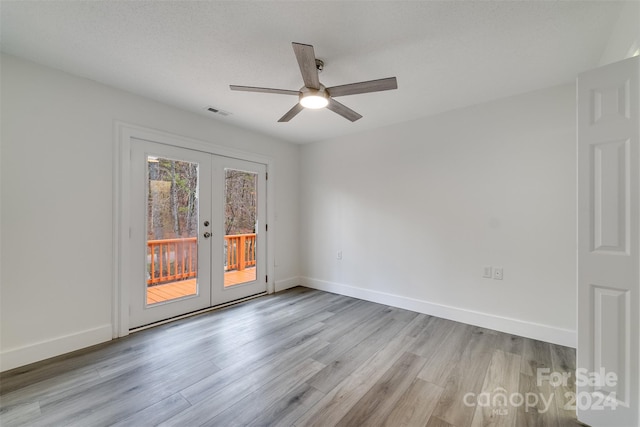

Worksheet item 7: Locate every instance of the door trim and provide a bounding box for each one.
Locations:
[113,122,275,338]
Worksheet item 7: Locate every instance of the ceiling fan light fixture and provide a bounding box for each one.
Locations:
[230,42,397,122]
[300,95,329,109]
[299,85,329,109]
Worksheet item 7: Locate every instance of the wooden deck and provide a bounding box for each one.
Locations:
[147,268,257,304]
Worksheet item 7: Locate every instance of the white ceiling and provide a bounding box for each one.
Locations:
[0,1,625,144]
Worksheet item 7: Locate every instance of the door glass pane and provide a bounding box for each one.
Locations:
[146,156,199,305]
[224,169,258,287]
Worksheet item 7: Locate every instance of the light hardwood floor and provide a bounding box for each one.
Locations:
[147,268,258,304]
[0,287,581,426]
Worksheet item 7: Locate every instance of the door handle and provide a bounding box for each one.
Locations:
[203,232,212,238]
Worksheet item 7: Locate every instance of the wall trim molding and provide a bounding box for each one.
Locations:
[275,276,301,292]
[0,324,112,372]
[301,277,576,348]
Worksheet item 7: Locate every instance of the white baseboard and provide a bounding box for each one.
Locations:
[301,277,576,348]
[275,276,301,292]
[0,324,113,372]
[0,278,575,372]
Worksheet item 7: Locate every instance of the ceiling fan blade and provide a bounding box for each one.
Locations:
[278,103,304,122]
[326,98,362,122]
[292,42,320,90]
[327,77,398,97]
[230,85,299,96]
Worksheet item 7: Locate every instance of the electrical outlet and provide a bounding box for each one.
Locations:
[337,250,342,260]
[483,266,492,278]
[493,267,503,280]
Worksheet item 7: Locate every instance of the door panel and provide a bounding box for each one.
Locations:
[212,157,267,305]
[577,55,639,427]
[130,139,212,328]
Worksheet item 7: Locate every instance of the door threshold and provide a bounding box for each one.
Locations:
[129,291,268,333]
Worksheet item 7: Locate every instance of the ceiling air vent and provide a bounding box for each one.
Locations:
[205,106,231,117]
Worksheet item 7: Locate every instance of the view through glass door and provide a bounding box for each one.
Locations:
[146,156,200,304]
[129,139,266,328]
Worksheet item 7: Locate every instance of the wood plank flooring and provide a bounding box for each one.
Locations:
[147,268,258,304]
[147,279,198,304]
[223,267,257,287]
[0,287,581,426]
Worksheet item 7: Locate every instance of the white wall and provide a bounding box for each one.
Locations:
[0,54,300,371]
[300,83,577,346]
[598,0,640,66]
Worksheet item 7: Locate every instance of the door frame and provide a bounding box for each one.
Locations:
[113,122,275,338]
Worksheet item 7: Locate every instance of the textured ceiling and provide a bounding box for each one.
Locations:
[0,1,625,143]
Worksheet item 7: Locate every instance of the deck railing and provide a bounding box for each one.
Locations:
[147,237,197,285]
[147,234,256,285]
[224,233,256,272]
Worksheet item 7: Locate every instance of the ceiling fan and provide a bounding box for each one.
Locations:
[230,42,398,122]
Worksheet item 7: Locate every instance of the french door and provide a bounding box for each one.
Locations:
[129,139,266,328]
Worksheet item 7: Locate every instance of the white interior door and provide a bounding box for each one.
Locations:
[577,55,639,427]
[129,139,267,328]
